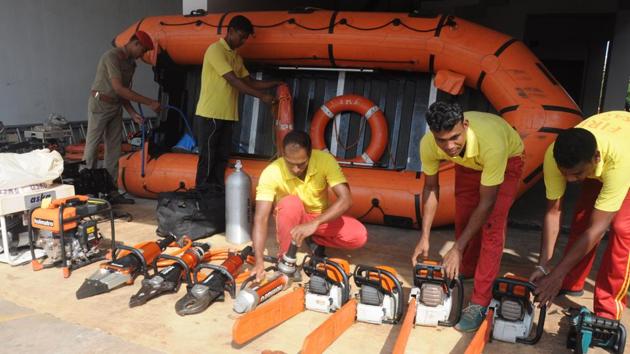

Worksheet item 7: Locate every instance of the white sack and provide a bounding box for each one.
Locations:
[0,149,64,189]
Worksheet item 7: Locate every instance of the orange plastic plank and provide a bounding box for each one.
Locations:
[301,299,358,354]
[464,308,494,354]
[232,287,305,345]
[392,297,417,354]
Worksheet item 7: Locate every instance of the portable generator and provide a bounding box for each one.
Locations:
[567,306,626,354]
[303,256,351,313]
[488,275,546,344]
[354,265,404,324]
[28,195,114,277]
[412,260,463,327]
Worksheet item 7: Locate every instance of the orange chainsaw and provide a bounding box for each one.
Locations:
[232,242,299,313]
[232,255,352,347]
[300,264,405,354]
[464,274,547,354]
[393,260,464,354]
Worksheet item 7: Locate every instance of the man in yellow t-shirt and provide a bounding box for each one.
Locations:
[412,101,524,332]
[531,111,630,321]
[194,15,281,187]
[251,131,367,281]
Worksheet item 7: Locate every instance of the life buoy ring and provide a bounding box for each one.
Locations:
[310,95,388,164]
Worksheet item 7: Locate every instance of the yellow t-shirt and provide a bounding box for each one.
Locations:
[256,150,348,213]
[195,38,249,121]
[420,111,524,186]
[543,111,630,212]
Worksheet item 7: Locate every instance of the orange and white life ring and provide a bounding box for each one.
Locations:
[310,95,388,165]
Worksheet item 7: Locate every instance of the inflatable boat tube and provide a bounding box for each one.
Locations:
[115,10,583,227]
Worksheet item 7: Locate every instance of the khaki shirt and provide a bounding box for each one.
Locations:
[89,47,136,110]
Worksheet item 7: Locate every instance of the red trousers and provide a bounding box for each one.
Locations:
[561,179,630,320]
[455,156,524,306]
[275,195,368,255]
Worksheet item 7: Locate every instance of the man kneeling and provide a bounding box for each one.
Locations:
[252,131,367,281]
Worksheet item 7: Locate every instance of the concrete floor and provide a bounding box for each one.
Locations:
[0,185,628,354]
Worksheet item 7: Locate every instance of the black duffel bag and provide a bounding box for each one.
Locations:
[72,168,116,196]
[156,184,225,240]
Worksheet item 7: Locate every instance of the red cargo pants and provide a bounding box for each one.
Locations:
[275,195,368,255]
[561,179,630,320]
[455,156,524,306]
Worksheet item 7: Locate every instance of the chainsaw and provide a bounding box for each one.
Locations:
[175,246,253,316]
[354,265,404,324]
[129,241,211,307]
[28,195,114,278]
[303,255,351,313]
[232,256,352,346]
[392,260,463,354]
[567,306,626,354]
[298,264,405,353]
[463,275,547,354]
[489,275,546,344]
[412,260,463,327]
[76,235,175,299]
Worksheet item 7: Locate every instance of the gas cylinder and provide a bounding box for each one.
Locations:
[225,160,252,244]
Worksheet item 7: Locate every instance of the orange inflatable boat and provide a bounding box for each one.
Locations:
[116,10,582,227]
[65,143,133,161]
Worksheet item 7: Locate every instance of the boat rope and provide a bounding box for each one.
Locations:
[158,16,456,33]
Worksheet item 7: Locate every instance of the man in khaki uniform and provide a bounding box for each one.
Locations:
[84,31,161,204]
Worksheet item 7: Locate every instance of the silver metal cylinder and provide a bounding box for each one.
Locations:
[225,160,252,244]
[233,288,260,313]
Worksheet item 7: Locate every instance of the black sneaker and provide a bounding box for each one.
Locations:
[305,237,326,258]
[109,194,135,205]
[558,288,584,297]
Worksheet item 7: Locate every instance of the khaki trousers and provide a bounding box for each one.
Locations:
[83,96,123,187]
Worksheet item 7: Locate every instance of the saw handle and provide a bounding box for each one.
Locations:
[153,254,192,288]
[413,262,447,287]
[353,265,405,323]
[439,276,464,327]
[303,256,351,304]
[518,302,546,345]
[194,263,237,299]
[240,265,279,290]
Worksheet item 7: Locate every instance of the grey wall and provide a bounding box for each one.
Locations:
[604,11,630,111]
[1,0,628,125]
[0,0,181,125]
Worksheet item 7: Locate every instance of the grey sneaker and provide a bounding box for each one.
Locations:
[455,303,486,332]
[558,288,584,297]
